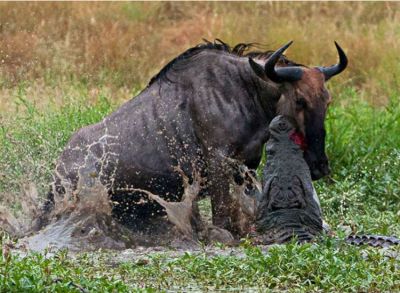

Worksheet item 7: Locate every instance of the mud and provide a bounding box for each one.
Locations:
[98,244,274,267]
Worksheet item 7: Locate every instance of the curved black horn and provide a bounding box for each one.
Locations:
[264,41,303,83]
[318,42,348,81]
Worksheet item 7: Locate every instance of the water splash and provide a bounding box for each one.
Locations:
[16,179,137,252]
[0,161,260,252]
[0,183,41,237]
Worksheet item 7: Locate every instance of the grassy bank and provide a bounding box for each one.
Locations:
[1,239,399,292]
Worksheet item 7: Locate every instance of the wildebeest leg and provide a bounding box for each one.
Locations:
[230,184,257,236]
[207,162,234,231]
[227,164,259,236]
[191,199,206,237]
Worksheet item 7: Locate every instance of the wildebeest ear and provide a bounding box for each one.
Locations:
[249,58,267,80]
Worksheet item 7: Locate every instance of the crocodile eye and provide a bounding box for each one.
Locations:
[295,98,307,110]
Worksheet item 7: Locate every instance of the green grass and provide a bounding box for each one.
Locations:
[0,84,119,196]
[1,238,399,292]
[0,83,400,291]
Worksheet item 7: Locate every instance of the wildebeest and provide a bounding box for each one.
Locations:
[41,39,347,234]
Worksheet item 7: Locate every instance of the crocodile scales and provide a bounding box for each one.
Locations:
[237,115,400,247]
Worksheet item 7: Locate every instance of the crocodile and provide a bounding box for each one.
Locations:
[249,115,400,247]
[255,115,323,243]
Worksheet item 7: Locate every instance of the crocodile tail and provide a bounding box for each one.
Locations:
[345,235,400,247]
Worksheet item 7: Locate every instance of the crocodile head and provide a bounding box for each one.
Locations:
[256,115,323,244]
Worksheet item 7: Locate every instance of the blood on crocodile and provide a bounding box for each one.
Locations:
[289,131,307,151]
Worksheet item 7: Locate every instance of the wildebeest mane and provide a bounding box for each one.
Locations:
[148,39,303,86]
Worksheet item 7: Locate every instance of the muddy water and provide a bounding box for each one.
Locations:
[16,180,194,252]
[2,181,232,253]
[0,180,181,253]
[1,164,259,253]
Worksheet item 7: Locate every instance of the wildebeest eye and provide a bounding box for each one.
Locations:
[295,98,307,110]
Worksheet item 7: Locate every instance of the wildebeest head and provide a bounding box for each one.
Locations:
[249,41,348,180]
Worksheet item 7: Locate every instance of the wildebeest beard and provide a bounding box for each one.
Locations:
[256,115,323,244]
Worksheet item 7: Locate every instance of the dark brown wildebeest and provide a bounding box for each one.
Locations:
[40,40,347,234]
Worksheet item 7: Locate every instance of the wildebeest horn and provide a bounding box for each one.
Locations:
[264,41,303,83]
[318,42,348,81]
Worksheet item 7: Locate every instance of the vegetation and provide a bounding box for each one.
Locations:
[1,238,399,292]
[1,2,400,107]
[0,2,399,292]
